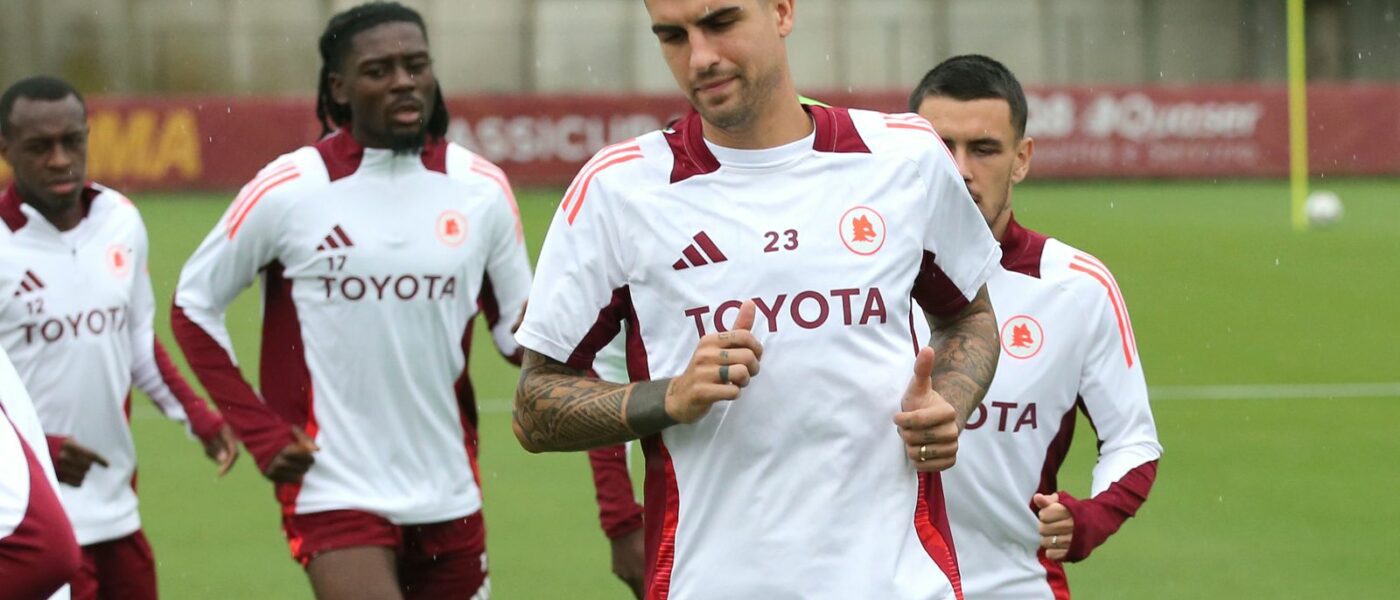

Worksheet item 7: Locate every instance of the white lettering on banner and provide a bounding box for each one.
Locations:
[1082,93,1264,141]
[1025,93,1077,138]
[447,114,669,164]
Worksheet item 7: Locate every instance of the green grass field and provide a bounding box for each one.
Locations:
[127,179,1400,598]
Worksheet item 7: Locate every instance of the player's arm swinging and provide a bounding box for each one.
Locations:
[514,302,763,453]
[896,284,998,472]
[926,284,999,426]
[513,352,671,452]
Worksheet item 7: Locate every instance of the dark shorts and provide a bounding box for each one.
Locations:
[282,509,488,598]
[71,530,158,600]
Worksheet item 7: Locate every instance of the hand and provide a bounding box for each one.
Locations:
[55,438,110,487]
[893,347,960,472]
[263,426,319,484]
[664,301,763,424]
[609,527,646,599]
[202,425,240,477]
[1034,492,1074,561]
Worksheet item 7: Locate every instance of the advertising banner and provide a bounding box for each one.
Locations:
[0,85,1394,192]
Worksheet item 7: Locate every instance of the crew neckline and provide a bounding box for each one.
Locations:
[703,129,816,169]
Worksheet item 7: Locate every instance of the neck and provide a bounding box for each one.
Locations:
[990,192,1014,242]
[701,77,812,149]
[17,184,83,232]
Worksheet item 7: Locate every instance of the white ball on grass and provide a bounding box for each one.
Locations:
[1305,189,1344,228]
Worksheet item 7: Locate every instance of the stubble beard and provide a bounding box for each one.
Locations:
[387,125,428,156]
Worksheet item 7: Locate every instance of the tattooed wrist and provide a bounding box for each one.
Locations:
[625,379,678,436]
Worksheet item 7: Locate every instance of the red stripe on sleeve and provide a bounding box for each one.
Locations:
[567,153,643,225]
[227,172,300,239]
[153,338,224,441]
[1068,262,1135,367]
[170,305,292,471]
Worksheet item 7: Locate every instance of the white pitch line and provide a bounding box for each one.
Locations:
[1149,383,1400,401]
[128,383,1400,421]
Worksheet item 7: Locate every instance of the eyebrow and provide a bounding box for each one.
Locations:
[651,5,744,35]
[356,49,431,68]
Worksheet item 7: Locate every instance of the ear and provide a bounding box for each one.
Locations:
[775,0,796,38]
[329,70,350,106]
[1011,136,1034,184]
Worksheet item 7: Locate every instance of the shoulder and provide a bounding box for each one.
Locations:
[843,108,949,162]
[558,131,672,226]
[220,147,326,238]
[237,147,328,205]
[239,147,330,199]
[443,143,514,200]
[1040,238,1132,310]
[86,183,137,218]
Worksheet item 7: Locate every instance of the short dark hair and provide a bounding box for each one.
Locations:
[0,76,86,137]
[908,55,1027,138]
[315,1,448,139]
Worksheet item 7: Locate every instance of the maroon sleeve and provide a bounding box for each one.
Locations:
[912,252,973,319]
[153,338,225,441]
[44,435,65,464]
[171,305,292,471]
[1058,460,1159,562]
[588,444,644,540]
[1,414,81,598]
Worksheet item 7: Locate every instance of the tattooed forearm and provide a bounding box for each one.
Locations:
[926,285,999,427]
[513,349,676,452]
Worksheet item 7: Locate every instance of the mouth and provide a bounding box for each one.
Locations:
[694,76,737,97]
[388,101,425,127]
[47,180,80,196]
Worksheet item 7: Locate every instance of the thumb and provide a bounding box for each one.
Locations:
[290,426,320,452]
[1032,492,1059,510]
[732,300,757,332]
[903,347,935,409]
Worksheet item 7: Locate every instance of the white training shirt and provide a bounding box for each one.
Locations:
[518,106,1000,600]
[0,183,221,545]
[942,219,1163,599]
[0,344,72,600]
[0,343,59,541]
[173,133,531,524]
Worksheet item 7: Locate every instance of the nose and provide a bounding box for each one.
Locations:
[689,31,721,77]
[951,147,973,183]
[390,63,416,91]
[46,144,74,172]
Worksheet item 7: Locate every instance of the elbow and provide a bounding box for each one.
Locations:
[512,414,544,454]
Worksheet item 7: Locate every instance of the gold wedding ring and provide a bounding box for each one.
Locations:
[918,444,930,462]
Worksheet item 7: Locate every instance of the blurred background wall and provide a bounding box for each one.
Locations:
[2,0,1397,97]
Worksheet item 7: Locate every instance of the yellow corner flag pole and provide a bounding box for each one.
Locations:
[1287,0,1310,231]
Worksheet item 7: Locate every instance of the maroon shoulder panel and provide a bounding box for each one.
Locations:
[809,105,872,154]
[1000,217,1050,279]
[420,138,449,174]
[664,112,720,184]
[313,131,365,182]
[0,184,27,232]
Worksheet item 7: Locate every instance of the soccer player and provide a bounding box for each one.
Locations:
[514,1,1002,598]
[170,3,530,598]
[582,92,839,600]
[911,55,1163,599]
[0,344,80,600]
[0,76,237,600]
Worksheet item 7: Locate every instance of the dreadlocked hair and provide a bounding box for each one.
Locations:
[315,1,449,139]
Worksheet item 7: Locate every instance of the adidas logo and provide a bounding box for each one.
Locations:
[315,225,355,252]
[12,270,44,297]
[672,232,728,270]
